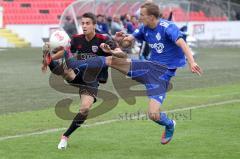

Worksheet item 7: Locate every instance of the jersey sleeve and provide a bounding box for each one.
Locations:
[165,23,183,43]
[98,36,117,56]
[132,25,145,42]
[70,38,77,53]
[70,36,77,53]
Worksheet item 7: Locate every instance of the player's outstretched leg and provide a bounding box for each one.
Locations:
[148,99,176,145]
[105,56,131,75]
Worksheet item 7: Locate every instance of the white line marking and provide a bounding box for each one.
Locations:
[167,99,240,112]
[0,128,67,141]
[0,99,240,141]
[168,91,240,98]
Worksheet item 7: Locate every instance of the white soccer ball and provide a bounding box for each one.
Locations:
[49,30,70,49]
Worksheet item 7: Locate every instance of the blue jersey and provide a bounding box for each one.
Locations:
[133,19,186,68]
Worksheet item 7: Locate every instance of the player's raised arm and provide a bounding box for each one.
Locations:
[100,43,127,58]
[51,47,65,60]
[176,38,203,76]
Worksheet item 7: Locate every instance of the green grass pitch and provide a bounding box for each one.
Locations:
[0,47,240,159]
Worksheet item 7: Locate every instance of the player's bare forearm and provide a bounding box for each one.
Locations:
[100,43,127,58]
[176,38,203,75]
[176,38,194,63]
[51,50,64,60]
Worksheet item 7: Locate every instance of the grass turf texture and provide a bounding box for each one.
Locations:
[0,47,240,158]
[0,103,239,159]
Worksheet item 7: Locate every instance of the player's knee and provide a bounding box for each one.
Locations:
[62,69,76,81]
[111,56,129,67]
[148,111,160,121]
[111,56,120,65]
[105,56,113,66]
[106,56,126,66]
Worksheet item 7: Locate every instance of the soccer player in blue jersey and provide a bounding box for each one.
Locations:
[113,2,202,144]
[63,27,202,144]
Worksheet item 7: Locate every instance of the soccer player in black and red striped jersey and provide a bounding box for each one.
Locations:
[42,12,118,150]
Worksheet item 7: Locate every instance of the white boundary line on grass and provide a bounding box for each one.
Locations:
[0,99,240,141]
[168,91,240,98]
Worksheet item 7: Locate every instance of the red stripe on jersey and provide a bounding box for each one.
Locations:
[72,34,84,38]
[95,33,108,40]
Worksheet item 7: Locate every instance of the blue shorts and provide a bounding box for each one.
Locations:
[127,60,176,104]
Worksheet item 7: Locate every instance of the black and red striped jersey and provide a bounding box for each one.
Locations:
[70,33,116,60]
[70,33,116,84]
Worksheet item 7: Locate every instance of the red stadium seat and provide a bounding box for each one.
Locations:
[0,1,229,24]
[1,0,74,24]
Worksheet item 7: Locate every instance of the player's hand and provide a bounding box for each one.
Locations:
[115,31,125,38]
[41,64,48,73]
[119,39,133,49]
[41,54,50,73]
[41,44,52,73]
[42,42,50,56]
[189,62,202,76]
[100,43,112,53]
[115,31,128,42]
[42,43,49,73]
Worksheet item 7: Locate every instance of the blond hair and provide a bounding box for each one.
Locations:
[140,2,160,18]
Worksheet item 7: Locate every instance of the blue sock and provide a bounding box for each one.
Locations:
[154,112,173,129]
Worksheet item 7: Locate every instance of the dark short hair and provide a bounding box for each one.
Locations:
[82,12,97,24]
[96,14,103,18]
[140,2,160,18]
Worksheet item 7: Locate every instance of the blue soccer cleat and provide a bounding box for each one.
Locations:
[161,120,176,145]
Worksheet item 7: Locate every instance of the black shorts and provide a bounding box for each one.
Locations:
[49,60,99,102]
[68,69,99,103]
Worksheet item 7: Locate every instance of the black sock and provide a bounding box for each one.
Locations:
[63,112,88,137]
